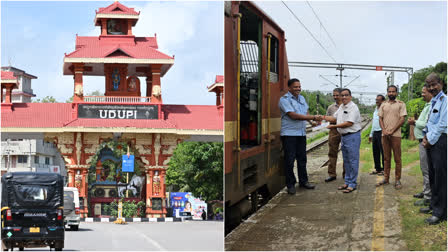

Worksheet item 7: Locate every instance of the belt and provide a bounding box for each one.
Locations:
[341,130,360,137]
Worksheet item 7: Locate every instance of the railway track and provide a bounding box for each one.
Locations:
[227,116,371,235]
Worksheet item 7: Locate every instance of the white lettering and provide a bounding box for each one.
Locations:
[109,110,116,118]
[134,110,137,119]
[126,111,133,119]
[117,110,126,119]
[99,110,107,118]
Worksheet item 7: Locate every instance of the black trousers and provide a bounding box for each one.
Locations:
[281,136,308,188]
[372,131,384,172]
[427,134,447,219]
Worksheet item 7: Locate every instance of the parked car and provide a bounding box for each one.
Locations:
[63,187,80,231]
[1,172,65,251]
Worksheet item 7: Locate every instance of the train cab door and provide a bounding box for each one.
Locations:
[260,20,289,200]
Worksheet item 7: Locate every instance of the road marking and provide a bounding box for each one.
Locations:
[372,175,385,251]
[128,224,166,251]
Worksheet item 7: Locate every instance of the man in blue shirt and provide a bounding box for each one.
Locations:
[421,73,447,225]
[368,94,385,175]
[279,78,319,194]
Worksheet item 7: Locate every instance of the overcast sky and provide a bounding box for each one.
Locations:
[1,1,223,105]
[255,1,447,104]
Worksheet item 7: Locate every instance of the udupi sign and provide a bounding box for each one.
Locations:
[78,104,158,119]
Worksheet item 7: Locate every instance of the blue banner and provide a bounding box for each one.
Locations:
[122,155,134,172]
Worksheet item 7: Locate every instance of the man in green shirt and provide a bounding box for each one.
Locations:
[408,84,433,206]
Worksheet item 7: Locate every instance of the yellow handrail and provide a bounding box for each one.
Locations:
[0,207,10,212]
[236,13,242,185]
[266,34,272,173]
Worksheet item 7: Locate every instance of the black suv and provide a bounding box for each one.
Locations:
[1,172,65,251]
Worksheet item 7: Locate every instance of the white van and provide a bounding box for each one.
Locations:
[63,187,80,231]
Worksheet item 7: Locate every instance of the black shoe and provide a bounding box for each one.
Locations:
[287,186,296,195]
[325,176,336,183]
[424,216,443,225]
[299,182,315,190]
[414,199,431,206]
[419,207,432,214]
[413,192,424,198]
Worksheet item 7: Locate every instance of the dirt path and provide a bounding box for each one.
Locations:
[225,148,421,251]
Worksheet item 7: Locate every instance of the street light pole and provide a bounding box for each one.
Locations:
[29,139,32,172]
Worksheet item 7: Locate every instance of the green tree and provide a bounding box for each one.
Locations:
[33,96,58,103]
[65,90,103,103]
[166,142,223,202]
[399,62,447,103]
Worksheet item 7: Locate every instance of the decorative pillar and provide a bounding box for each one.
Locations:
[127,20,133,35]
[160,170,166,197]
[216,92,221,106]
[73,63,84,102]
[146,75,153,98]
[145,169,153,217]
[4,86,13,104]
[101,19,107,36]
[151,66,162,103]
[81,169,88,198]
[68,170,75,187]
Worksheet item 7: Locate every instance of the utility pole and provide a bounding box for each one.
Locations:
[29,139,32,172]
[5,139,11,173]
[336,65,344,88]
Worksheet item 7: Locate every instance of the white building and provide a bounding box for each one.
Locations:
[1,133,67,178]
[1,66,37,103]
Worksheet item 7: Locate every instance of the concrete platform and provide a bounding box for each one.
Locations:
[225,156,408,251]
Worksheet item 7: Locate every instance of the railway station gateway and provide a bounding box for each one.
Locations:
[1,2,223,218]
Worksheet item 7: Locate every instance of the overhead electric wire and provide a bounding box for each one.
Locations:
[281,1,337,63]
[304,1,361,86]
[305,1,338,49]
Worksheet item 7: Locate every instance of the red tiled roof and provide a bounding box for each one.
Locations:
[1,71,17,80]
[215,75,224,83]
[65,36,172,60]
[1,103,72,128]
[1,103,222,131]
[96,2,139,15]
[164,105,223,130]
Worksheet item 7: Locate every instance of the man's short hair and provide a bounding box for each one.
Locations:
[425,72,442,85]
[288,78,300,87]
[387,85,398,92]
[340,88,351,96]
[333,88,342,93]
[377,94,385,101]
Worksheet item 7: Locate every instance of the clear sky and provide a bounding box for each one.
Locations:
[256,1,447,104]
[1,1,223,105]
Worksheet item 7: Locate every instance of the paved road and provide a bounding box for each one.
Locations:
[18,221,223,251]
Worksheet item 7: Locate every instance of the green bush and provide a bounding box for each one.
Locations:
[102,200,145,218]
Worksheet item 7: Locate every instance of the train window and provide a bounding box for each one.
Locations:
[240,5,262,149]
[267,35,279,83]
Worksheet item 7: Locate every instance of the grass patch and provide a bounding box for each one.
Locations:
[306,131,329,145]
[360,127,447,250]
[399,198,447,251]
[408,163,422,177]
[359,124,421,173]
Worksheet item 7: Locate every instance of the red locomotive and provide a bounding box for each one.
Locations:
[225,1,291,232]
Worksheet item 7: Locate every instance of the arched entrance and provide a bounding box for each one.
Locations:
[87,140,146,217]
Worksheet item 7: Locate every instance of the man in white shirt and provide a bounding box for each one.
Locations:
[324,88,362,193]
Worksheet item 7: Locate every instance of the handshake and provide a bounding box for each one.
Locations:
[313,115,325,121]
[308,114,326,127]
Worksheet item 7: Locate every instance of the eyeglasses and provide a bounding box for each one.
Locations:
[341,94,350,97]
